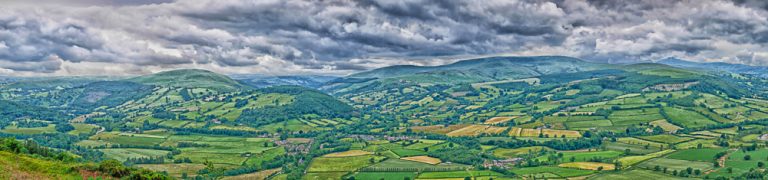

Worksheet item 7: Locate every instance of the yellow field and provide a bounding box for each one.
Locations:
[484,126,508,134]
[519,128,541,137]
[484,116,517,125]
[322,150,373,157]
[559,162,615,170]
[412,124,469,134]
[649,119,682,132]
[445,125,508,137]
[508,128,523,136]
[401,156,442,165]
[542,129,581,138]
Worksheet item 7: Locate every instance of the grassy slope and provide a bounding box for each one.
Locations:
[129,69,246,91]
[0,151,83,179]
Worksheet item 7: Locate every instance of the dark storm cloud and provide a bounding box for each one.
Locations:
[1,0,768,75]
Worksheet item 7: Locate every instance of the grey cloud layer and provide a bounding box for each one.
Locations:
[0,0,767,75]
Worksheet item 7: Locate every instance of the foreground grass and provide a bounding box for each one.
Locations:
[0,151,82,179]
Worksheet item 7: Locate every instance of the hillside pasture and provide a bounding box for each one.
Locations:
[637,158,713,173]
[100,148,170,162]
[322,150,373,157]
[493,146,550,158]
[536,150,623,163]
[559,162,615,170]
[511,166,595,178]
[616,150,676,168]
[351,172,417,180]
[307,155,384,172]
[590,169,690,180]
[666,148,726,162]
[637,134,692,144]
[616,137,665,148]
[603,141,661,155]
[663,107,717,128]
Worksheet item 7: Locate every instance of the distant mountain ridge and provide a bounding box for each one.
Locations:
[128,69,247,91]
[229,74,338,88]
[323,56,611,94]
[658,57,768,78]
[349,56,607,80]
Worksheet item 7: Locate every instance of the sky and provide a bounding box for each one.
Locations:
[1,0,768,76]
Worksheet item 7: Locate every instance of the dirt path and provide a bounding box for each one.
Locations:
[704,148,735,175]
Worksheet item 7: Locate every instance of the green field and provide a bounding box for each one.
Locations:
[637,134,693,144]
[616,150,675,167]
[511,166,594,178]
[100,148,170,162]
[493,146,549,158]
[603,141,661,155]
[307,155,384,172]
[417,170,502,179]
[709,148,768,178]
[663,107,718,128]
[391,148,427,157]
[616,137,666,147]
[590,169,692,180]
[363,159,468,171]
[666,148,726,162]
[68,123,97,135]
[351,172,417,180]
[244,147,286,166]
[1,124,57,134]
[303,172,348,180]
[535,150,623,163]
[637,158,713,173]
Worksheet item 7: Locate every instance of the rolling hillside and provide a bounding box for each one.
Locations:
[1,56,768,179]
[129,69,247,91]
[659,58,768,78]
[323,56,610,95]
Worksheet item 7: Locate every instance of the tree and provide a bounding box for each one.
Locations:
[624,148,631,155]
[570,156,576,162]
[745,155,752,161]
[758,161,765,168]
[597,166,603,171]
[694,169,701,176]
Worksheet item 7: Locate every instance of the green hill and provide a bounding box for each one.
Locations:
[349,56,608,80]
[129,69,246,91]
[325,56,610,95]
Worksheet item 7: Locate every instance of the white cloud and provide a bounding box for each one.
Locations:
[0,0,767,76]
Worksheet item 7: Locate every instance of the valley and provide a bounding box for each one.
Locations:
[2,56,768,179]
